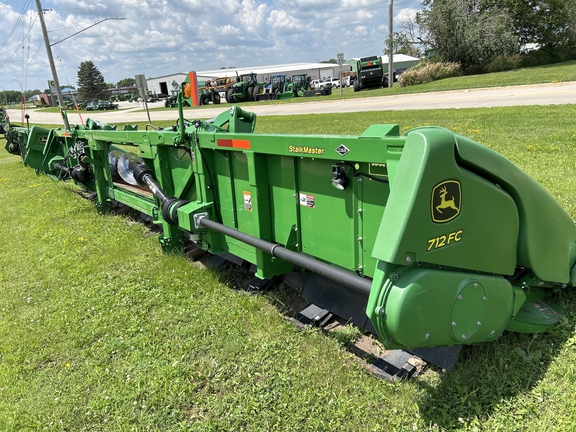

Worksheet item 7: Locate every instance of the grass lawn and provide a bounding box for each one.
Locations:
[1,104,576,430]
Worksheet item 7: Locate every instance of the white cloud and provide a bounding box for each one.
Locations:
[395,7,418,24]
[0,0,423,90]
[267,10,305,32]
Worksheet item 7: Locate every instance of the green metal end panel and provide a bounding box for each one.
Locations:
[371,127,519,275]
[454,134,576,284]
[367,266,514,349]
[23,126,52,171]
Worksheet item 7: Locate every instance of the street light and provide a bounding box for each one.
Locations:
[35,0,125,128]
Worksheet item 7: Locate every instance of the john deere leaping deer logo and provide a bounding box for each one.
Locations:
[431,180,461,223]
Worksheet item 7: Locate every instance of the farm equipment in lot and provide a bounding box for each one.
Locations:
[2,90,575,373]
[257,74,294,101]
[257,74,314,101]
[354,55,387,92]
[226,73,264,103]
[290,74,312,96]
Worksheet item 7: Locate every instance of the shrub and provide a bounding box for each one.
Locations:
[484,54,523,73]
[521,45,576,68]
[398,62,462,87]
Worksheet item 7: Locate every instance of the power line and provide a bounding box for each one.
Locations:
[0,0,32,51]
[0,13,38,69]
[0,1,9,23]
[4,42,43,88]
[55,0,165,12]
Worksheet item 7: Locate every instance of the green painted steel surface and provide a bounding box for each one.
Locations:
[371,127,519,276]
[3,99,576,351]
[453,134,576,284]
[367,266,514,349]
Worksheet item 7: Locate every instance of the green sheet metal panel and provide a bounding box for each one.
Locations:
[369,267,514,349]
[356,164,390,277]
[213,150,237,229]
[298,157,357,271]
[454,134,576,284]
[372,127,519,276]
[268,155,299,246]
[382,268,514,347]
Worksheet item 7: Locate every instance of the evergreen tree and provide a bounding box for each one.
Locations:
[77,61,108,101]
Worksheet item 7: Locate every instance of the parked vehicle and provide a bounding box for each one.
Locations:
[330,77,340,88]
[342,75,356,87]
[311,79,332,90]
[96,100,119,110]
[394,68,408,81]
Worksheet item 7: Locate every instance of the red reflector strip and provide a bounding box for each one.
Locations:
[188,72,199,107]
[217,139,250,149]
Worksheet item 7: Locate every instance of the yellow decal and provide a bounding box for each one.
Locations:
[288,145,325,155]
[427,229,463,251]
[431,180,461,223]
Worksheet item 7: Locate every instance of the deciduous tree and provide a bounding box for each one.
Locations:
[416,0,517,68]
[116,78,136,87]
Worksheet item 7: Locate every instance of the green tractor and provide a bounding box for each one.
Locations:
[289,74,312,97]
[226,73,263,103]
[268,74,294,100]
[258,74,312,101]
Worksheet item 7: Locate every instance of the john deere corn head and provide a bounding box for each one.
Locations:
[2,85,575,370]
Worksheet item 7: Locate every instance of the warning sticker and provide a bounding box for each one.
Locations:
[299,193,315,208]
[243,191,253,211]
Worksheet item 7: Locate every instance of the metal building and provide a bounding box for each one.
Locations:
[146,63,352,96]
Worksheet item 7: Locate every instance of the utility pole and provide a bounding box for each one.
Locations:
[388,0,393,88]
[35,0,65,114]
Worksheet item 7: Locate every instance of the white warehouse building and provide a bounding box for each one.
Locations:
[145,62,352,96]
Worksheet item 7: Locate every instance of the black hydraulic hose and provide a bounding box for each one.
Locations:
[130,164,370,294]
[197,216,372,295]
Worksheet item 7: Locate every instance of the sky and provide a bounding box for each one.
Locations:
[0,0,421,92]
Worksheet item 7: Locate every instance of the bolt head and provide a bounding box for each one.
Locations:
[405,256,411,263]
[425,333,430,339]
[451,321,456,327]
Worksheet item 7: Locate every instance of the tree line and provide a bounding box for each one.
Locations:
[1,61,137,105]
[391,0,576,72]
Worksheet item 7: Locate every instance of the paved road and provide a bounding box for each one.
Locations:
[8,81,576,125]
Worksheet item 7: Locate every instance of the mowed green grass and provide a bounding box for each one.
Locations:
[1,104,576,431]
